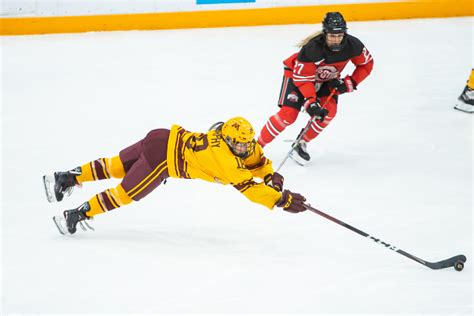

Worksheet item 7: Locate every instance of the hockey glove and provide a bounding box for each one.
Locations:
[276,190,307,213]
[304,97,329,121]
[328,75,356,95]
[264,172,284,192]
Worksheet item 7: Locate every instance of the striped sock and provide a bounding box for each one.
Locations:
[302,115,333,142]
[85,184,133,217]
[258,114,288,147]
[76,156,125,183]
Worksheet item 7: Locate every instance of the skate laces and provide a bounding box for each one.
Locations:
[464,87,474,100]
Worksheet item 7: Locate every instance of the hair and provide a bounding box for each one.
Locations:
[297,30,323,48]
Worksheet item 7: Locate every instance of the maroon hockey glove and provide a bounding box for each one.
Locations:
[264,172,284,192]
[328,75,356,95]
[276,190,307,213]
[304,97,329,121]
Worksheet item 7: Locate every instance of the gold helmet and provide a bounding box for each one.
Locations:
[221,117,256,158]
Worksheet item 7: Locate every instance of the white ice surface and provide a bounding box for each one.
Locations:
[2,17,473,314]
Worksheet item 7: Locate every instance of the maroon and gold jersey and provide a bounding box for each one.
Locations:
[166,125,281,209]
[283,33,374,99]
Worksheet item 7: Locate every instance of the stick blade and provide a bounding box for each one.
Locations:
[426,254,467,270]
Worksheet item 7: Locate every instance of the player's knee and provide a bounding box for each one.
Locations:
[277,106,299,125]
[113,184,133,205]
[108,156,126,178]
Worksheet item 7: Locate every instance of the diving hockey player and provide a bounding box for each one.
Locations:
[43,117,307,235]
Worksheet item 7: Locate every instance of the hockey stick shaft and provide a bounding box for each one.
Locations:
[276,89,336,172]
[304,203,466,270]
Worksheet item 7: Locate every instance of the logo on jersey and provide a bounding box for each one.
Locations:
[287,91,299,102]
[316,65,339,81]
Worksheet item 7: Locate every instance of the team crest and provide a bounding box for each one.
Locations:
[287,92,299,102]
[316,65,339,81]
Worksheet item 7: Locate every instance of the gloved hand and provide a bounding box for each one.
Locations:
[276,190,307,213]
[264,172,284,192]
[328,75,356,95]
[304,97,329,121]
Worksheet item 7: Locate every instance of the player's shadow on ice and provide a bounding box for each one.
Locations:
[72,226,294,256]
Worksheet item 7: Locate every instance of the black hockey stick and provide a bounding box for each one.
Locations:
[276,89,337,172]
[304,203,467,271]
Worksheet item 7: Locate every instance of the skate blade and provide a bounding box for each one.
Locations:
[52,215,67,235]
[454,106,474,113]
[79,220,95,232]
[43,175,57,203]
[289,152,309,166]
[52,216,95,235]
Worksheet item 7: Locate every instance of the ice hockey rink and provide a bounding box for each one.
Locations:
[2,17,472,314]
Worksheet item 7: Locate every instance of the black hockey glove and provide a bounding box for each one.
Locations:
[264,172,284,192]
[328,75,357,95]
[304,97,329,121]
[276,190,307,213]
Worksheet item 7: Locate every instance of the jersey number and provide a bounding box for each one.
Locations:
[185,134,209,152]
[295,62,304,75]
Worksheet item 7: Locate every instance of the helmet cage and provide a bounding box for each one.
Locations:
[224,137,256,159]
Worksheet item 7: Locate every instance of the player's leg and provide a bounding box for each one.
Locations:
[258,76,303,147]
[55,129,171,234]
[301,96,338,142]
[43,137,144,203]
[292,84,338,164]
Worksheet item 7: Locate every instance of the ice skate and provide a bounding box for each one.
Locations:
[52,202,94,235]
[290,141,310,166]
[454,86,474,113]
[43,167,82,203]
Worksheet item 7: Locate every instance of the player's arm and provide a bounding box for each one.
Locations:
[329,45,374,94]
[292,42,324,99]
[350,46,374,86]
[243,143,274,179]
[292,58,317,99]
[233,176,305,213]
[234,178,282,210]
[290,41,328,109]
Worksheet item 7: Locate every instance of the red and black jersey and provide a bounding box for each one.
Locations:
[283,33,374,99]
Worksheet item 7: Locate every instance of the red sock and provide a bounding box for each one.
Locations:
[258,106,299,147]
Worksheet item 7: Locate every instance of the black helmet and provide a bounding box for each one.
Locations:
[322,12,347,52]
[322,12,347,34]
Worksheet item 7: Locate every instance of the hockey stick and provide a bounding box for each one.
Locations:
[304,203,467,271]
[276,89,336,172]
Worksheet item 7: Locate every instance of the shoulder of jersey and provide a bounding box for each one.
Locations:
[298,35,325,63]
[207,130,236,158]
[345,34,365,55]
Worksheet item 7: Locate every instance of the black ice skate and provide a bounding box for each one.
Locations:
[52,202,94,235]
[290,141,310,166]
[454,86,474,113]
[43,167,82,203]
